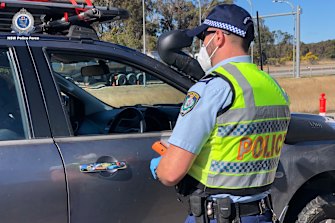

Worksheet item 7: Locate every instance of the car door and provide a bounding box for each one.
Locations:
[28,38,192,223]
[0,38,67,223]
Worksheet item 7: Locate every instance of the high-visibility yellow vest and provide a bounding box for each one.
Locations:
[188,62,291,190]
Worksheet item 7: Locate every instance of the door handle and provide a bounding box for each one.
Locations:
[80,161,127,173]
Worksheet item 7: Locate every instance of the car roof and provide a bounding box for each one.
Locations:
[0,0,129,38]
[0,1,196,90]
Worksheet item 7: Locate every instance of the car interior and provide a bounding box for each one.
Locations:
[49,52,183,136]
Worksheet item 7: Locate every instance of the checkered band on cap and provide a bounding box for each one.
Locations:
[210,157,280,174]
[217,119,290,137]
[204,19,246,37]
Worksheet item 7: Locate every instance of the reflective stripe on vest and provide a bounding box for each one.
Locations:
[210,157,280,174]
[216,63,290,123]
[207,166,277,189]
[218,119,289,137]
[217,105,290,123]
[187,62,290,189]
[223,63,256,108]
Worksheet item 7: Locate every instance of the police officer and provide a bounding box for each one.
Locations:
[150,4,290,223]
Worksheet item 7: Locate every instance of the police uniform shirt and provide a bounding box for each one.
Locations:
[168,55,251,154]
[168,55,270,203]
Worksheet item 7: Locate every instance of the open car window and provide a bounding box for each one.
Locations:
[47,52,185,135]
[50,53,185,108]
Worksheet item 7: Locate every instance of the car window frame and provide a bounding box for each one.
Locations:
[27,38,192,137]
[0,37,52,139]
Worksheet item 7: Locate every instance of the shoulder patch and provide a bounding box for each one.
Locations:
[180,91,201,116]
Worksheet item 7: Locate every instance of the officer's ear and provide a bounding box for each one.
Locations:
[215,29,226,47]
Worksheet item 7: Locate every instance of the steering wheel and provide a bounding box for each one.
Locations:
[142,107,171,131]
[108,108,146,133]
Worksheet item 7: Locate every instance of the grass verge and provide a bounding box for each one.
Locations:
[86,75,335,114]
[276,75,335,113]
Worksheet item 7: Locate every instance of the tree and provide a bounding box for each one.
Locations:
[302,52,319,64]
[96,0,158,51]
[95,0,234,52]
[91,0,335,63]
[299,40,335,60]
[155,0,197,32]
[253,18,275,65]
[273,30,293,59]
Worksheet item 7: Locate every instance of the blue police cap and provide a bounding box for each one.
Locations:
[187,4,254,40]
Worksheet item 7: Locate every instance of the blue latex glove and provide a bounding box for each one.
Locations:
[150,156,162,179]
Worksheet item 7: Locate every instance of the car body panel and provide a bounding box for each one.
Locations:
[273,140,335,220]
[27,38,189,222]
[54,134,187,223]
[272,113,335,221]
[0,139,68,223]
[0,38,68,223]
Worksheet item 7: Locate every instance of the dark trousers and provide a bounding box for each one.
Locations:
[184,210,273,223]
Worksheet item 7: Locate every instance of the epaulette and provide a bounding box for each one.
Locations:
[198,74,216,84]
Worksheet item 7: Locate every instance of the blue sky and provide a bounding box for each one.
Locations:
[234,0,334,43]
